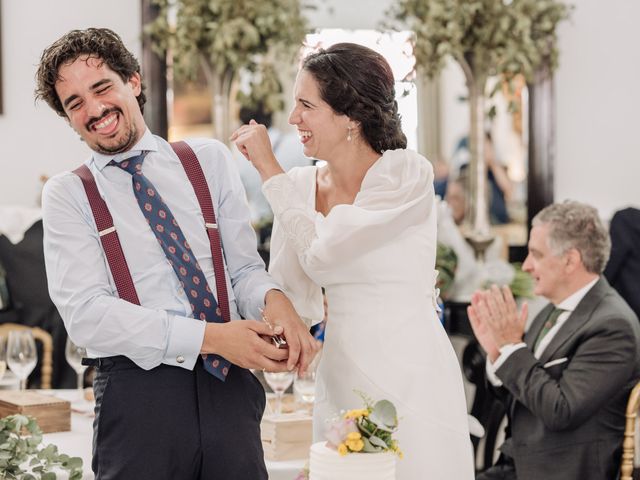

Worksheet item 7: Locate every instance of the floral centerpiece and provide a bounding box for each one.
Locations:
[325,394,402,458]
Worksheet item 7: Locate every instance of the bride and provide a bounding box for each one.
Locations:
[232,42,474,479]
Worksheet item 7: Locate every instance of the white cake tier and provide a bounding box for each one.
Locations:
[309,441,396,480]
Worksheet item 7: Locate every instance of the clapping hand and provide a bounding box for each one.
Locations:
[468,285,528,362]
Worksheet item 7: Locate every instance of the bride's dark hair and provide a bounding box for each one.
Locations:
[301,43,407,154]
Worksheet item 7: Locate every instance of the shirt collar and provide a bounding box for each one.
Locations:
[91,127,159,171]
[555,277,599,312]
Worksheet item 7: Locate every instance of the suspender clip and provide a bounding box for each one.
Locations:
[99,226,116,237]
[205,223,218,230]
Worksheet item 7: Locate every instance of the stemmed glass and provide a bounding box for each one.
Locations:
[6,330,37,390]
[263,371,295,416]
[65,338,87,394]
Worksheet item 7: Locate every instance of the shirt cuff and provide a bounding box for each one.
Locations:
[244,283,281,320]
[162,314,206,370]
[486,342,527,386]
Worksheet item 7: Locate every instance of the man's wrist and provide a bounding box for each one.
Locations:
[201,322,222,354]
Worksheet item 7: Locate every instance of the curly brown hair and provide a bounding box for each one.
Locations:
[35,28,146,117]
[301,43,407,154]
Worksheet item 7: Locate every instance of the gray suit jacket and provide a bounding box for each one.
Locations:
[495,277,640,480]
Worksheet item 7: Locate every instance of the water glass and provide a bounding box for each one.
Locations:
[6,330,37,390]
[65,338,87,392]
[263,371,294,416]
[293,370,316,405]
[294,348,321,407]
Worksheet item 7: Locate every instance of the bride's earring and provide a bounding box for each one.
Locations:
[347,126,352,142]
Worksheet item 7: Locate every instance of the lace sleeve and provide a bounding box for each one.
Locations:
[262,173,318,255]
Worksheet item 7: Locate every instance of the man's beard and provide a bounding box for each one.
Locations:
[93,123,139,155]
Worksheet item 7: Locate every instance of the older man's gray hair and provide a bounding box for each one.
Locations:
[532,201,611,274]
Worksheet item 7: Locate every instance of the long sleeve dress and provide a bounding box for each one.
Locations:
[263,149,474,479]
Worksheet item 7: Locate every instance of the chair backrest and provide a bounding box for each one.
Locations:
[621,381,640,480]
[0,323,53,389]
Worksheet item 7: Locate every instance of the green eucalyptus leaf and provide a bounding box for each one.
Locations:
[361,436,380,453]
[370,400,398,429]
[64,457,83,470]
[0,414,83,479]
[368,435,389,449]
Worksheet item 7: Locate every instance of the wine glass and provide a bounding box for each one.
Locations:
[263,371,295,416]
[6,330,37,390]
[65,338,87,394]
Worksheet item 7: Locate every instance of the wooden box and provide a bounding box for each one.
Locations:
[0,391,71,433]
[261,412,312,461]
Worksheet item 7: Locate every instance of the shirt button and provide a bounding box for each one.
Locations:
[176,355,185,364]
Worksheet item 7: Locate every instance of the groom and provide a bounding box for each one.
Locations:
[469,201,640,480]
[35,28,318,480]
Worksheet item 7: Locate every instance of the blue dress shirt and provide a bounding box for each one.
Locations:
[42,128,279,371]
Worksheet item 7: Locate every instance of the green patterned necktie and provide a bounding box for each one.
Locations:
[533,307,566,351]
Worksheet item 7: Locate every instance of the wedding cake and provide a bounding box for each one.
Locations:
[309,441,397,480]
[308,396,400,480]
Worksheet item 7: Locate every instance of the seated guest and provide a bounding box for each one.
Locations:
[468,201,640,480]
[0,220,76,388]
[604,207,640,319]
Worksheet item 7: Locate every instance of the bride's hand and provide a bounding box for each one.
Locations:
[230,120,285,182]
[263,289,321,376]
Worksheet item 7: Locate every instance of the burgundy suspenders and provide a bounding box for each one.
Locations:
[72,141,231,323]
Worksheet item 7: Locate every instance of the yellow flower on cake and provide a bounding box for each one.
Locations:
[337,443,349,456]
[344,408,369,420]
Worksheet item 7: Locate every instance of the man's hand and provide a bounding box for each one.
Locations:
[469,285,528,362]
[201,320,290,372]
[468,291,500,362]
[263,289,320,375]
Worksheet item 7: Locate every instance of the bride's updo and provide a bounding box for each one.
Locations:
[301,43,407,154]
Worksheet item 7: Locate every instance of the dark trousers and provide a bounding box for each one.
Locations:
[90,356,267,480]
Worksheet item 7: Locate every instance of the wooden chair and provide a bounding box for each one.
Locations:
[621,381,640,480]
[0,323,53,389]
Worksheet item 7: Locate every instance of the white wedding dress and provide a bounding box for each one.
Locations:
[263,149,474,479]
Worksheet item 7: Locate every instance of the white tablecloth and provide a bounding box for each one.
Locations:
[41,390,305,480]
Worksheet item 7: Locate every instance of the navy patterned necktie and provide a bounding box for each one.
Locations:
[111,152,230,380]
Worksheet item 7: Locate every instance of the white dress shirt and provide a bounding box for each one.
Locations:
[42,128,279,371]
[487,277,599,386]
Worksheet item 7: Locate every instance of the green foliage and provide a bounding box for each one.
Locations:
[436,242,457,299]
[146,0,312,115]
[387,0,571,81]
[0,415,83,480]
[507,262,534,298]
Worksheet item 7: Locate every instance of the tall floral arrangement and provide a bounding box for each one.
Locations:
[146,0,311,143]
[388,0,570,256]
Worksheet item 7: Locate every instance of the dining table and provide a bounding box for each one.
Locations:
[36,389,306,480]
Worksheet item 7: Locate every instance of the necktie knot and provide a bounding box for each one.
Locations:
[111,152,147,176]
